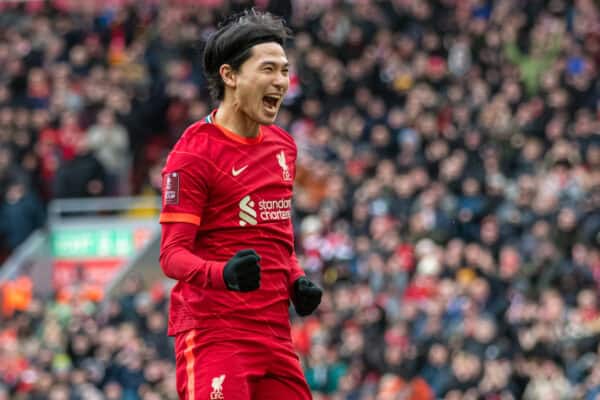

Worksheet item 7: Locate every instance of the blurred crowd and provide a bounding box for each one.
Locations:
[0,276,176,400]
[1,0,600,399]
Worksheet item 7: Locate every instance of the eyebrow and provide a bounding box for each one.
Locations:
[260,61,289,68]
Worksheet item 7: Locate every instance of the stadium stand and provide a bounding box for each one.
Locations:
[1,0,600,399]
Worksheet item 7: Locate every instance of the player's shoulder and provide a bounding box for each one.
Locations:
[264,124,297,151]
[164,117,222,172]
[172,118,219,152]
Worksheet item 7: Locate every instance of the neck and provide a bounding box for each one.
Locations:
[214,101,260,138]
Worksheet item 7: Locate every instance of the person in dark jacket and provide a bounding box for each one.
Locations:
[0,181,44,250]
[52,136,107,198]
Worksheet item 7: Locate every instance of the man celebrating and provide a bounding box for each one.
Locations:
[159,10,322,400]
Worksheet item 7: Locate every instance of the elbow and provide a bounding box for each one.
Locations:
[159,247,176,280]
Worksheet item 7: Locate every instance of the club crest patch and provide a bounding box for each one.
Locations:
[164,172,180,205]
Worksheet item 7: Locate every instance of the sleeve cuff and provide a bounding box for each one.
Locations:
[209,261,228,290]
[289,269,305,297]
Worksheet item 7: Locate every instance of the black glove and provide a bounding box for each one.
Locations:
[292,277,322,316]
[223,249,261,292]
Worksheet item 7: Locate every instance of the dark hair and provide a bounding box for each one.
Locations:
[202,9,292,101]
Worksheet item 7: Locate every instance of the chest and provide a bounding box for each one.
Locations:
[208,143,295,205]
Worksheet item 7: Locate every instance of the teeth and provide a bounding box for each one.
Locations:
[264,96,279,109]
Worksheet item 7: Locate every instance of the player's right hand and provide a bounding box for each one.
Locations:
[222,249,261,292]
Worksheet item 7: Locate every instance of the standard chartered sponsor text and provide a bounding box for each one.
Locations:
[258,198,291,221]
[258,198,292,210]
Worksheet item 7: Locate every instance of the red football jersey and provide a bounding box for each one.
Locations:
[159,111,305,338]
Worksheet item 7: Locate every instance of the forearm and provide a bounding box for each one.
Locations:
[159,223,226,289]
[289,251,306,295]
[289,253,322,316]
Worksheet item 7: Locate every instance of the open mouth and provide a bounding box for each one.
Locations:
[262,95,280,113]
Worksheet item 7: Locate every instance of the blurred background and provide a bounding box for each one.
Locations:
[1,0,600,399]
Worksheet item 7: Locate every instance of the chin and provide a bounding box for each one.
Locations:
[258,111,278,125]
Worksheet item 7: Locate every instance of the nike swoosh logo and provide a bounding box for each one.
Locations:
[231,165,248,176]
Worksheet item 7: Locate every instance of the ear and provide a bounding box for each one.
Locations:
[219,64,236,89]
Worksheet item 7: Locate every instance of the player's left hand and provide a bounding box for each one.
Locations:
[292,277,322,316]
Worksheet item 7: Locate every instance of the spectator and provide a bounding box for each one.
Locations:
[86,108,130,195]
[0,181,44,250]
[52,136,107,198]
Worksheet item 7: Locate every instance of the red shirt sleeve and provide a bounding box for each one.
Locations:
[159,222,227,290]
[288,139,305,296]
[159,149,209,226]
[289,250,306,297]
[158,139,227,289]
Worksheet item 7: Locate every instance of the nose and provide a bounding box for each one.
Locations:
[273,71,289,93]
